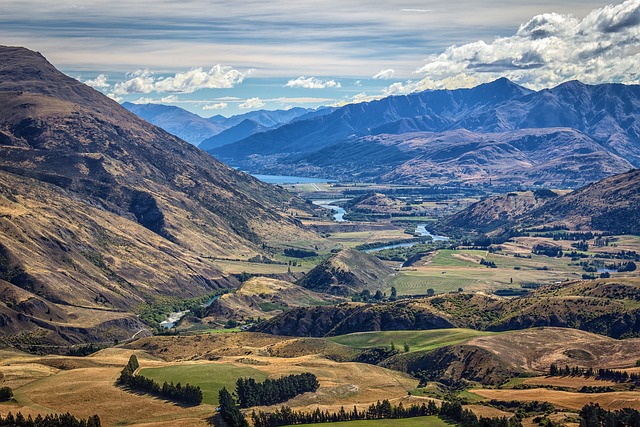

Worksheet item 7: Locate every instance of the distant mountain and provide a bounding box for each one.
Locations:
[199,119,269,150]
[442,168,640,234]
[0,46,320,346]
[122,102,225,145]
[210,79,640,187]
[217,107,317,128]
[123,103,329,148]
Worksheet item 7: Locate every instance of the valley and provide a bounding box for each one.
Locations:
[1,42,640,427]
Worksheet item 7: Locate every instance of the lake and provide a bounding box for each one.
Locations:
[251,174,333,184]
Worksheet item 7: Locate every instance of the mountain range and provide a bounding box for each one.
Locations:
[123,102,332,147]
[209,78,640,187]
[0,46,320,346]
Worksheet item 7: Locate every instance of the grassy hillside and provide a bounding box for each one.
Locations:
[328,329,496,353]
[255,278,640,339]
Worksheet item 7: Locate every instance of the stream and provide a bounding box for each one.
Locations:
[160,294,222,329]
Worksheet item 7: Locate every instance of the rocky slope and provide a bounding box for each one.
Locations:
[0,46,320,346]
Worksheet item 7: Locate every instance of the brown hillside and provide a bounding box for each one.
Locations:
[296,248,396,295]
[441,168,640,234]
[206,277,342,320]
[0,46,321,345]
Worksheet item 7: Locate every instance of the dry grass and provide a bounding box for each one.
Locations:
[465,405,512,418]
[0,343,423,426]
[466,328,640,372]
[522,376,619,389]
[471,388,640,411]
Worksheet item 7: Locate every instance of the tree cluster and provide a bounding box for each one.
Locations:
[0,386,12,402]
[580,403,640,427]
[441,400,523,427]
[0,412,100,427]
[251,399,440,427]
[549,365,640,382]
[283,248,318,258]
[480,258,497,268]
[236,373,319,408]
[532,244,563,258]
[119,355,203,405]
[218,387,248,427]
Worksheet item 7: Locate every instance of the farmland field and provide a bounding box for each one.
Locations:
[138,363,269,405]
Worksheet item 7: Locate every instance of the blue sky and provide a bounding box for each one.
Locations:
[1,0,638,116]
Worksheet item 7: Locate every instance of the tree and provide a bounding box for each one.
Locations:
[219,387,248,427]
[426,288,435,297]
[403,342,410,352]
[0,387,13,402]
[390,287,397,301]
[374,290,383,300]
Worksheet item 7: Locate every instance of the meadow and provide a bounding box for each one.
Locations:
[328,329,497,353]
[139,363,269,405]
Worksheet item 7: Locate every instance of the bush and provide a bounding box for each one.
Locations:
[0,387,13,402]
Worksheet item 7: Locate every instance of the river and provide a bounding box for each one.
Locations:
[160,294,222,329]
[363,225,449,253]
[312,199,347,222]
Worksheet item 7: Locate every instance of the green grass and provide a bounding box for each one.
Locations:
[327,329,497,353]
[138,363,268,405]
[430,249,487,267]
[457,390,485,403]
[284,416,451,427]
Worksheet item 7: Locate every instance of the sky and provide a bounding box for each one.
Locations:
[1,0,639,116]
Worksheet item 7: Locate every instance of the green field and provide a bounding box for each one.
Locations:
[285,416,451,427]
[138,363,268,405]
[327,329,497,353]
[430,249,487,267]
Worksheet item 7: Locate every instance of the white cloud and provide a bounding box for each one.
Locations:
[84,74,110,89]
[331,92,384,107]
[202,102,228,110]
[354,80,362,87]
[284,76,341,89]
[239,97,266,109]
[112,65,247,95]
[414,0,640,90]
[131,96,155,104]
[106,92,122,102]
[373,69,395,79]
[383,73,481,95]
[160,95,179,103]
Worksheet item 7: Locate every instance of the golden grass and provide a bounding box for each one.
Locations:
[471,388,640,411]
[522,376,619,389]
[0,344,423,426]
